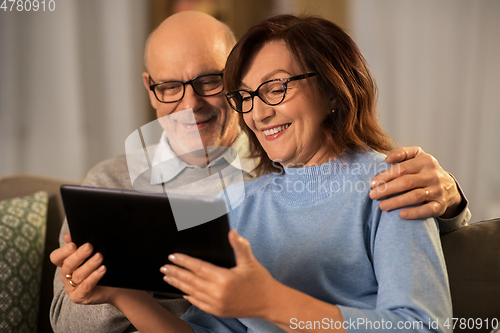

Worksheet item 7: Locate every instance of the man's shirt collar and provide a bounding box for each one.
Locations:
[150,131,254,185]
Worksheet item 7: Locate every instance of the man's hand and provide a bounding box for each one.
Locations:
[370,147,462,220]
[50,233,122,305]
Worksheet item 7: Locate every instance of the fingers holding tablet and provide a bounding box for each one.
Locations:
[51,238,109,304]
[49,233,76,267]
[62,263,108,305]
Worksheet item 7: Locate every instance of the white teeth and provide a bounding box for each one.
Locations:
[263,124,290,136]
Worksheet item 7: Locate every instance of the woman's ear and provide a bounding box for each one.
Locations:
[328,95,338,113]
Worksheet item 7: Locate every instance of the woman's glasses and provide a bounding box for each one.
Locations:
[225,73,317,113]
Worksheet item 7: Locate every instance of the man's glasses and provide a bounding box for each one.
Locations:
[148,73,224,103]
[225,73,317,113]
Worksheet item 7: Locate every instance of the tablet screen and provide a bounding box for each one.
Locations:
[60,185,235,294]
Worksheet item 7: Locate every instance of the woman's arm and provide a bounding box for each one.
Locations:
[163,223,451,333]
[258,283,346,332]
[109,289,194,333]
[164,229,347,333]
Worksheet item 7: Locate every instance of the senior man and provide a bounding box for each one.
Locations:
[50,11,469,333]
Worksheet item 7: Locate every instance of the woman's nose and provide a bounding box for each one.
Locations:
[251,97,275,123]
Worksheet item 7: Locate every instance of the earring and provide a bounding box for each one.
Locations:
[331,109,335,113]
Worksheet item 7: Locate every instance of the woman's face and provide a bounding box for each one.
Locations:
[241,40,334,167]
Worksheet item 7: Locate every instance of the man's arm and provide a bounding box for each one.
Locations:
[50,157,135,332]
[50,156,190,332]
[50,220,135,333]
[434,175,470,234]
[370,147,470,232]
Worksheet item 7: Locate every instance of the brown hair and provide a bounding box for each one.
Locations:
[224,14,392,175]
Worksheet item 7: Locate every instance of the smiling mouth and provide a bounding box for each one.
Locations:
[263,123,290,136]
[179,119,211,131]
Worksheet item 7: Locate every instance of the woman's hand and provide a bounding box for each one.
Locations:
[160,229,278,319]
[161,230,347,333]
[50,233,121,305]
[369,146,462,219]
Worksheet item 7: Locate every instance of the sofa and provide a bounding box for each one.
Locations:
[0,174,75,333]
[0,174,499,333]
[441,217,500,332]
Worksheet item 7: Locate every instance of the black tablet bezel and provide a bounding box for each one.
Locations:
[60,185,235,294]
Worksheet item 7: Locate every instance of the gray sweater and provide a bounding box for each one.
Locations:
[50,155,193,333]
[49,154,470,332]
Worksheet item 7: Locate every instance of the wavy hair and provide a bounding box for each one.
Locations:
[224,14,392,175]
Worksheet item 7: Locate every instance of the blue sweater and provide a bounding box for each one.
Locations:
[181,150,452,333]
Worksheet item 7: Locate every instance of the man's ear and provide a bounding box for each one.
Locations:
[143,72,158,109]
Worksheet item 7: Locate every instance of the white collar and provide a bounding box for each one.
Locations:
[149,131,254,184]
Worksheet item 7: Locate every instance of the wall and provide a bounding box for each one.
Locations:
[349,0,500,221]
[0,0,149,181]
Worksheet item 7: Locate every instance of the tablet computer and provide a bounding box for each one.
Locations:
[60,185,235,294]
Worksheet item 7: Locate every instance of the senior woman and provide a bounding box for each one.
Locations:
[50,15,452,333]
[167,14,451,332]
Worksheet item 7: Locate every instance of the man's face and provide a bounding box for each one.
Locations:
[143,33,239,161]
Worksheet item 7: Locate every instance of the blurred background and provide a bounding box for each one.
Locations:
[0,0,499,222]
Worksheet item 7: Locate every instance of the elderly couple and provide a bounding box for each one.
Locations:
[50,11,469,333]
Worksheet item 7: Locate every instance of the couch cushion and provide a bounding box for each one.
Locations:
[441,218,500,329]
[0,191,48,332]
[0,174,74,333]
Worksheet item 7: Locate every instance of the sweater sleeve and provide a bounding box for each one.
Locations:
[49,158,136,332]
[436,175,471,234]
[337,206,452,333]
[49,220,137,333]
[49,156,190,332]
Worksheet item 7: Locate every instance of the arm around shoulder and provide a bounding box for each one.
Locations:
[436,175,471,234]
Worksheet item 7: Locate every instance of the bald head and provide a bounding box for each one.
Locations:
[142,11,240,167]
[144,11,236,73]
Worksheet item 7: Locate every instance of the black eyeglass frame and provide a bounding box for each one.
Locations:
[225,73,317,113]
[148,73,224,104]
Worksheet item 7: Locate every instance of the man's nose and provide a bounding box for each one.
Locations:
[178,84,203,111]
